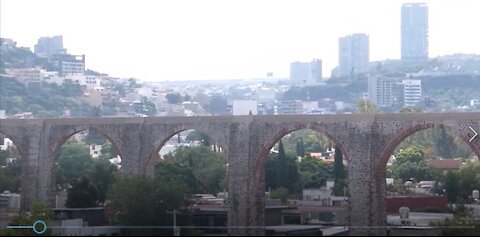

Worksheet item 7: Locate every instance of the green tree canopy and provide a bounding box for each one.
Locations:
[391,145,437,182]
[298,155,333,189]
[266,140,300,193]
[56,139,118,207]
[165,93,183,104]
[0,202,53,236]
[434,128,456,159]
[394,146,425,165]
[108,176,189,236]
[56,140,93,189]
[156,146,226,194]
[357,99,379,113]
[332,147,346,196]
[66,177,99,208]
[186,131,211,147]
[0,159,22,193]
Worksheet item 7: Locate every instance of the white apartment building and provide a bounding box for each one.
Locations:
[85,75,101,89]
[368,76,394,108]
[402,79,422,107]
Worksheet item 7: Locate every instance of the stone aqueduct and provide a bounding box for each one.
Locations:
[1,113,479,235]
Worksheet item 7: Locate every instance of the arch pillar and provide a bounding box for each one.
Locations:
[342,122,387,236]
[227,120,265,236]
[18,122,44,211]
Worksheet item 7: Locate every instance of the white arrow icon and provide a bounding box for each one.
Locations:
[469,126,478,143]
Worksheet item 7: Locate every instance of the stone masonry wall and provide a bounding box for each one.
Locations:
[0,113,479,236]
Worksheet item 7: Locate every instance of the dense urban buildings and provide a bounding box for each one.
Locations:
[338,34,369,77]
[401,3,429,62]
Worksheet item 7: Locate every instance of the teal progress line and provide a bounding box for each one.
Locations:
[6,226,33,229]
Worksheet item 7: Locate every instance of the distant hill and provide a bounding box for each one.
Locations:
[0,39,40,73]
[0,38,107,118]
[0,77,94,117]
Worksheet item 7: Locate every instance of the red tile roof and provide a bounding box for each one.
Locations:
[429,159,461,170]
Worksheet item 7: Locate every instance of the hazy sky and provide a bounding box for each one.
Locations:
[1,0,480,81]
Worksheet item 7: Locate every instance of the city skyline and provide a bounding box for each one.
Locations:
[1,0,480,81]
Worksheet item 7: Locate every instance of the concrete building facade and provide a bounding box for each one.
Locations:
[402,79,422,107]
[368,76,394,108]
[34,35,66,58]
[50,54,85,76]
[290,59,322,85]
[339,34,369,77]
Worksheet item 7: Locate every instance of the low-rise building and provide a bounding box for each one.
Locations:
[90,144,102,158]
[0,138,14,150]
[7,67,43,87]
[276,100,303,115]
[0,191,20,210]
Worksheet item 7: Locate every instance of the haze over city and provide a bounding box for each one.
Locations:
[1,0,480,81]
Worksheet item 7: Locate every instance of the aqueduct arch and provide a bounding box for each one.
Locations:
[0,113,479,236]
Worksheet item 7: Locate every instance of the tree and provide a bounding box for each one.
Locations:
[0,149,8,166]
[394,146,425,165]
[391,160,435,183]
[270,187,294,203]
[276,140,299,191]
[166,93,183,104]
[434,128,456,159]
[296,138,305,157]
[277,140,287,187]
[155,162,197,194]
[434,162,480,204]
[298,156,333,189]
[108,176,189,236]
[266,141,301,192]
[85,130,107,145]
[435,201,480,236]
[156,146,226,194]
[186,131,211,147]
[66,177,99,208]
[87,157,118,203]
[399,107,423,113]
[56,141,93,189]
[333,146,345,180]
[391,145,437,182]
[1,202,53,236]
[332,146,346,196]
[282,130,329,153]
[99,142,119,159]
[357,99,379,114]
[0,158,21,193]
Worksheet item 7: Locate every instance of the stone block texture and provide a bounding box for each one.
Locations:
[1,113,479,236]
